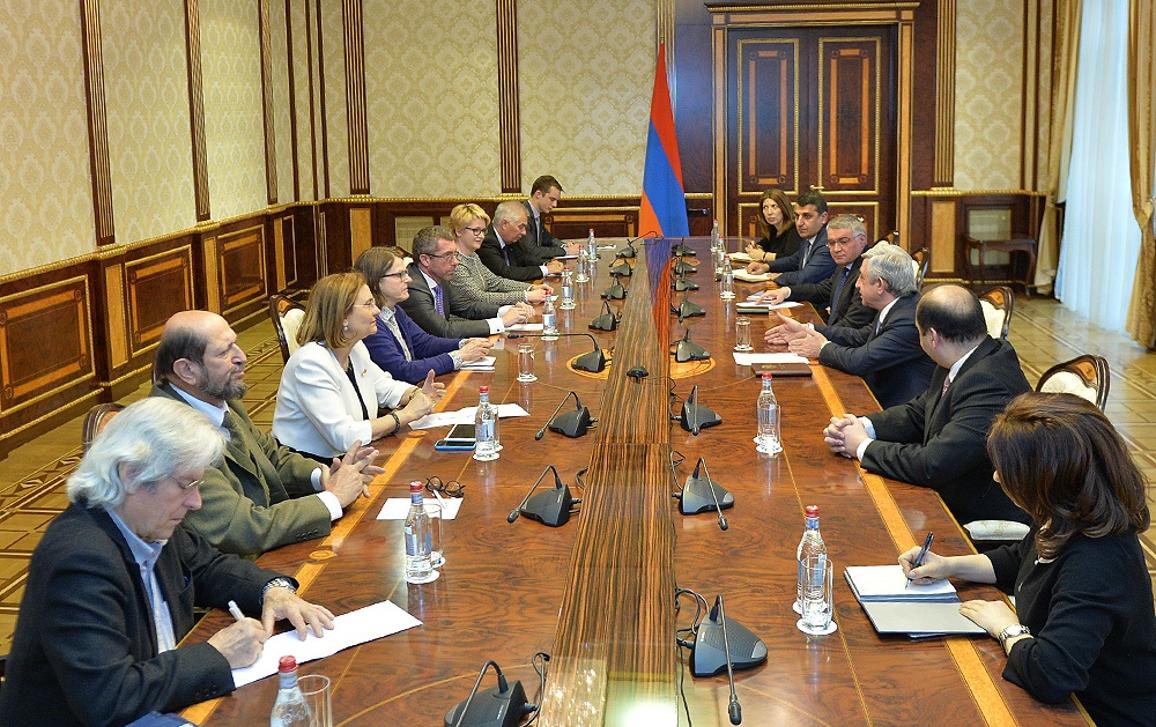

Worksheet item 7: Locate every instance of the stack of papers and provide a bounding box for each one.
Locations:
[732,352,809,366]
[735,299,801,313]
[506,323,544,333]
[460,356,496,371]
[409,404,529,430]
[728,251,754,263]
[377,497,463,520]
[733,270,772,283]
[844,565,984,638]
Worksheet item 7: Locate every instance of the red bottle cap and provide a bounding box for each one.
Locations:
[278,655,297,673]
[805,505,820,517]
[479,385,489,394]
[409,481,423,494]
[762,372,773,380]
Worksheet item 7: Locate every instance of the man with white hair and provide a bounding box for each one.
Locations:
[0,398,334,726]
[766,242,935,407]
[478,200,565,282]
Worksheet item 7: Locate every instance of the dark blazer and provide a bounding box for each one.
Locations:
[478,225,545,282]
[151,382,331,557]
[520,201,567,261]
[363,306,459,384]
[399,262,493,338]
[0,503,285,726]
[818,294,935,408]
[788,254,873,328]
[767,226,835,286]
[755,225,802,259]
[862,336,1031,524]
[987,532,1156,725]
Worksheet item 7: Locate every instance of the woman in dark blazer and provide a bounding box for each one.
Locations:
[354,248,491,384]
[900,393,1155,725]
[744,188,801,262]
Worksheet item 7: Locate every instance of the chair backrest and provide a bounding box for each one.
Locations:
[1036,354,1111,410]
[82,402,124,453]
[911,247,930,286]
[269,294,305,363]
[978,286,1014,339]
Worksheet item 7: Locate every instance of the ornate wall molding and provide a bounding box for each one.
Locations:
[259,0,279,204]
[183,0,210,220]
[934,0,955,185]
[79,0,116,245]
[342,0,370,195]
[496,0,521,193]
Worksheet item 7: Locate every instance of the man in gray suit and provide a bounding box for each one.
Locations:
[151,310,380,557]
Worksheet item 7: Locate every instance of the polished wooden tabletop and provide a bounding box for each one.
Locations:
[183,238,1089,726]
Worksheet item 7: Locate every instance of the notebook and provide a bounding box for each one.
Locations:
[845,565,984,638]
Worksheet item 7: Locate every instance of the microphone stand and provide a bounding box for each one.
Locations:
[507,465,566,523]
[507,332,607,373]
[690,457,728,531]
[715,595,743,725]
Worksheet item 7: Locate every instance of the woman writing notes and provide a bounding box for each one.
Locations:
[743,189,800,273]
[900,393,1155,724]
[274,272,443,463]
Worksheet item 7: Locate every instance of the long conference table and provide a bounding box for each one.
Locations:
[182,238,1090,725]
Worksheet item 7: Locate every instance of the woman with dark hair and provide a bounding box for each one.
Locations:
[744,188,800,264]
[899,392,1155,724]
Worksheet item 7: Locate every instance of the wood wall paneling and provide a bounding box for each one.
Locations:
[126,247,195,356]
[341,0,369,195]
[930,198,957,274]
[259,0,279,204]
[218,226,268,314]
[102,261,129,368]
[819,38,880,193]
[737,40,798,196]
[184,0,210,221]
[79,0,116,245]
[349,207,372,263]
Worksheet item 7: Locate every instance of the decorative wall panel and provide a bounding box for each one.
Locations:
[736,40,798,195]
[0,0,96,275]
[321,0,349,198]
[291,0,316,200]
[954,0,1022,190]
[270,0,296,202]
[102,0,197,243]
[517,0,656,196]
[125,247,194,356]
[218,226,268,313]
[202,0,268,220]
[818,38,881,194]
[363,0,500,197]
[0,277,94,412]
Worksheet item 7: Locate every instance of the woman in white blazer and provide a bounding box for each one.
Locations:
[273,272,442,461]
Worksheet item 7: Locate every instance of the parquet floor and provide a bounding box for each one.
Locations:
[0,297,1152,655]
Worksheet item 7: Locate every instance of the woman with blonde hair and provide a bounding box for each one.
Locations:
[900,392,1155,723]
[273,272,442,462]
[447,202,551,312]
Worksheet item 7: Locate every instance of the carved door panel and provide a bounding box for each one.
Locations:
[725,26,897,241]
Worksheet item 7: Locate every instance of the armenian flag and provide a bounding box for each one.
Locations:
[639,43,689,238]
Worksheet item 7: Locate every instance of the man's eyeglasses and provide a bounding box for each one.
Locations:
[425,476,465,497]
[828,236,857,248]
[169,476,203,490]
[423,251,461,261]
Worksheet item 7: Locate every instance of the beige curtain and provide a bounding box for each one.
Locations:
[1125,0,1156,346]
[1035,0,1082,295]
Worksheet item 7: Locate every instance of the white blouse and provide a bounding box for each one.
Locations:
[273,341,411,457]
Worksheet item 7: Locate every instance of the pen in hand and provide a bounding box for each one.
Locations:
[227,599,245,622]
[906,531,934,590]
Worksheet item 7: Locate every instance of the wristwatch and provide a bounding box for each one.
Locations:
[262,577,297,600]
[998,623,1031,648]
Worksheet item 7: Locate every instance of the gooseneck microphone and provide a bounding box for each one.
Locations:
[615,230,658,259]
[445,659,529,727]
[673,327,710,363]
[678,384,722,435]
[507,331,606,373]
[716,595,743,725]
[507,465,580,527]
[589,300,620,331]
[675,456,734,527]
[534,391,594,439]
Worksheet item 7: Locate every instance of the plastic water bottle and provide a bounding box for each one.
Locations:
[586,228,597,262]
[720,255,735,300]
[560,271,575,310]
[794,505,827,614]
[575,248,590,283]
[714,241,727,280]
[473,386,501,461]
[269,656,312,726]
[542,297,558,340]
[404,481,437,584]
[710,219,721,253]
[755,372,781,455]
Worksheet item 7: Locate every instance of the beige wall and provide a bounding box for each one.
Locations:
[0,0,95,275]
[102,0,196,243]
[517,1,656,196]
[202,0,267,219]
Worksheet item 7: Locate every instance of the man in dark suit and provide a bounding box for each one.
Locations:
[748,189,835,286]
[402,224,532,338]
[823,283,1031,525]
[758,213,874,329]
[0,398,334,726]
[521,174,580,262]
[478,200,564,282]
[151,310,380,557]
[775,243,935,407]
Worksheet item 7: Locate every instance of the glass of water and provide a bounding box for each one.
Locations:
[797,555,837,635]
[516,341,536,383]
[422,500,444,569]
[734,316,752,351]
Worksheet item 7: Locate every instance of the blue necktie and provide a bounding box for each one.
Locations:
[433,285,445,316]
[828,266,851,322]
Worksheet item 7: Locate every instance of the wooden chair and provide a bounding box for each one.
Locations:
[81,402,124,453]
[269,294,305,363]
[1036,354,1111,411]
[911,247,930,286]
[978,286,1014,339]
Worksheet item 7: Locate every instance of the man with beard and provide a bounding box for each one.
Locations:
[150,311,381,557]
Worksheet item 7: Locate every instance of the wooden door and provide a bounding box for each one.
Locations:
[725,26,897,241]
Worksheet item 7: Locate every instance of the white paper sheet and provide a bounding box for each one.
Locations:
[376,496,463,520]
[732,352,809,366]
[408,404,529,430]
[733,270,772,283]
[506,323,544,333]
[459,356,496,371]
[231,601,421,688]
[844,565,958,601]
[735,301,802,312]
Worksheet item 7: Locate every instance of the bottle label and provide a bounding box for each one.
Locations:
[404,526,421,556]
[477,419,494,441]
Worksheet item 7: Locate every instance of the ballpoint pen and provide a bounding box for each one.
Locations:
[906,531,934,589]
[227,599,245,622]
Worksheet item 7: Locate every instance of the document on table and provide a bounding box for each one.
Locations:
[733,270,772,283]
[844,565,958,602]
[506,323,544,333]
[858,601,986,638]
[732,352,809,366]
[377,496,463,520]
[409,404,529,430]
[459,356,496,371]
[231,601,422,687]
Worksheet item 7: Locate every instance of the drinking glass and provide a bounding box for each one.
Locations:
[734,316,752,352]
[297,674,333,727]
[796,556,837,635]
[422,501,445,569]
[516,342,536,383]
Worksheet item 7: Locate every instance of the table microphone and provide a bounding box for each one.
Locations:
[589,300,619,331]
[535,391,594,439]
[507,331,606,373]
[679,384,721,434]
[615,230,658,259]
[717,595,743,725]
[507,464,579,527]
[673,327,710,363]
[444,659,528,727]
[677,457,733,529]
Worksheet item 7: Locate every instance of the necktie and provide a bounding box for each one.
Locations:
[383,312,412,360]
[941,376,952,397]
[502,245,511,266]
[828,266,851,322]
[801,240,813,268]
[433,284,445,317]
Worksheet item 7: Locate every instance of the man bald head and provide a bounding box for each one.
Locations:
[915,284,989,366]
[154,310,248,405]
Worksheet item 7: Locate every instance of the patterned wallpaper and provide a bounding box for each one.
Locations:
[202,0,267,220]
[363,0,501,198]
[0,0,95,276]
[322,0,349,198]
[954,0,1023,190]
[269,0,295,202]
[102,0,196,243]
[517,1,656,196]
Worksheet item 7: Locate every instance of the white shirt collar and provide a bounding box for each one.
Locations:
[168,382,227,430]
[946,342,983,383]
[419,268,440,292]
